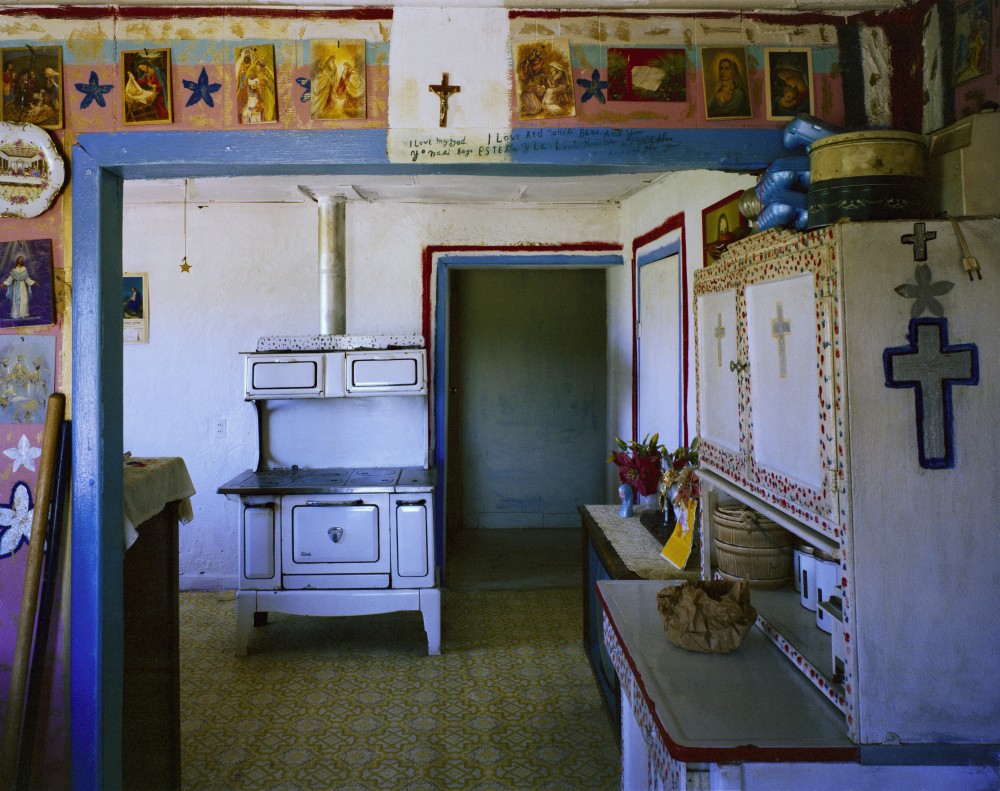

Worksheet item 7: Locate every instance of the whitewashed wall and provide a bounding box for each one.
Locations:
[123,190,619,589]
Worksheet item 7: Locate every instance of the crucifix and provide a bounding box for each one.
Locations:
[770,302,791,378]
[900,221,937,262]
[714,314,726,367]
[429,73,461,128]
[884,317,978,469]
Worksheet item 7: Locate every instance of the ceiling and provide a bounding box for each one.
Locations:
[123,172,675,205]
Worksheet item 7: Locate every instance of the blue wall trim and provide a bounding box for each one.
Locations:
[637,237,681,267]
[71,126,775,789]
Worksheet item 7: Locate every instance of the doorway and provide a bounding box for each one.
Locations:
[443,265,608,589]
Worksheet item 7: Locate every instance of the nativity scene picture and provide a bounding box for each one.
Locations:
[514,39,576,120]
[0,46,62,129]
[122,48,173,125]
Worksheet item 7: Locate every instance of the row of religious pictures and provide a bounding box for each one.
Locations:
[515,41,816,121]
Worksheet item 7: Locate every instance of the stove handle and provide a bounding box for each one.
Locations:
[395,499,426,507]
[305,499,365,507]
[327,526,344,543]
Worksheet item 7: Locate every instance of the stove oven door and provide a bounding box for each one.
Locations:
[281,494,390,589]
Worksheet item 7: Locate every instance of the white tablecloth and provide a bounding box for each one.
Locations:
[123,456,196,550]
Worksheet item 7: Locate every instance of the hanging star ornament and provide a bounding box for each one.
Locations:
[180,257,192,273]
[0,482,34,559]
[75,70,114,109]
[576,69,608,104]
[894,263,954,318]
[183,67,222,108]
[4,434,42,473]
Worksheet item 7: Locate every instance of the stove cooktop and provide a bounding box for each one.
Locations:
[217,466,434,495]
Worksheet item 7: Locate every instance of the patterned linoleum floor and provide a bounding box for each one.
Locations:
[179,587,619,791]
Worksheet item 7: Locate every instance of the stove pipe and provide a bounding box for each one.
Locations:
[317,195,347,336]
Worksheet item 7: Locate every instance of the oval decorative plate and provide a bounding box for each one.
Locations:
[0,122,66,218]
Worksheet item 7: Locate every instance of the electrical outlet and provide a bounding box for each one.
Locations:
[213,416,228,440]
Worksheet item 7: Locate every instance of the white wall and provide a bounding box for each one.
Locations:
[122,189,620,589]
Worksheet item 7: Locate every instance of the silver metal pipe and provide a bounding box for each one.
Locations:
[317,195,346,336]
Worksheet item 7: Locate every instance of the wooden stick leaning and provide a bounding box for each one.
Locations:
[0,393,67,791]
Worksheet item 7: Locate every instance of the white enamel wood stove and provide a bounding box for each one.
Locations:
[218,343,440,656]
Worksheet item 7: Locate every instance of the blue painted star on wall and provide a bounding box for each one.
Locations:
[296,77,312,103]
[183,67,222,108]
[75,71,113,109]
[576,69,608,104]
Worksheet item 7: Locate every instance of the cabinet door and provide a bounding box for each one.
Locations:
[742,245,840,535]
[695,265,744,483]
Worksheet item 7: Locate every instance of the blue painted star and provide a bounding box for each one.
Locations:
[183,67,222,108]
[576,69,608,104]
[75,70,113,109]
[296,77,312,103]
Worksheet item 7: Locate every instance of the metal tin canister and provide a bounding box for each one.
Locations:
[807,130,928,227]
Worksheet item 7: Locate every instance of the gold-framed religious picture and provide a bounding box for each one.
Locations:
[310,40,366,120]
[514,39,576,120]
[0,239,55,328]
[122,272,148,343]
[122,48,173,125]
[702,191,750,266]
[765,48,813,120]
[955,0,990,85]
[701,47,752,120]
[235,44,277,124]
[1,46,63,129]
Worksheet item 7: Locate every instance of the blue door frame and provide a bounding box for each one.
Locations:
[69,127,782,790]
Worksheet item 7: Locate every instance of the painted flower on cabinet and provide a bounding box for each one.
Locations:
[4,434,41,473]
[0,481,34,558]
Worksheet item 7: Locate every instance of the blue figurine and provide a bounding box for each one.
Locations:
[618,484,634,518]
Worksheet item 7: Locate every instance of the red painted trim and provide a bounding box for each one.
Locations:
[630,212,687,446]
[0,5,393,20]
[596,585,860,766]
[509,9,843,26]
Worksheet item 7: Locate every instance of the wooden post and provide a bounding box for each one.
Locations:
[0,393,67,791]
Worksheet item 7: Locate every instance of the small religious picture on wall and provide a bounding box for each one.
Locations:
[235,44,277,124]
[514,39,576,120]
[0,239,54,328]
[702,191,750,266]
[0,334,54,424]
[122,48,173,125]
[954,0,990,84]
[608,48,686,102]
[1,45,63,129]
[701,47,752,120]
[122,272,148,343]
[765,48,813,120]
[310,40,367,120]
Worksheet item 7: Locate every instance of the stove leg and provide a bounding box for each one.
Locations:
[420,588,441,656]
[235,591,256,657]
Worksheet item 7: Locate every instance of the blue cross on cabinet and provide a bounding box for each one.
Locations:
[883,317,979,469]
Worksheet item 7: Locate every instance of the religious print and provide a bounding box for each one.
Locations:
[122,272,148,343]
[310,40,366,121]
[122,48,173,125]
[765,48,813,120]
[0,239,54,329]
[514,39,576,120]
[701,47,752,120]
[607,48,686,102]
[0,333,55,424]
[1,46,63,129]
[954,0,990,85]
[235,44,277,125]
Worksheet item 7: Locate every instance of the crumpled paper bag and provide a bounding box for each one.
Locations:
[656,579,756,653]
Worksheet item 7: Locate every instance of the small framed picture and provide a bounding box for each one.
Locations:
[955,0,990,85]
[123,272,148,343]
[235,44,277,124]
[310,40,367,120]
[513,39,576,120]
[122,48,173,125]
[0,45,63,129]
[0,239,55,328]
[702,191,750,266]
[701,47,752,120]
[765,48,813,120]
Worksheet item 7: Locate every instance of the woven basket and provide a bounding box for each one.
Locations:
[713,504,793,588]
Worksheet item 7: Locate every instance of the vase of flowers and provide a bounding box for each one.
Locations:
[659,437,701,522]
[609,433,665,512]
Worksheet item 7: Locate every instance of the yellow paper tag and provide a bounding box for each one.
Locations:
[661,500,698,570]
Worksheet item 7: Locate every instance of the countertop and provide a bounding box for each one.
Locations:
[218,466,435,495]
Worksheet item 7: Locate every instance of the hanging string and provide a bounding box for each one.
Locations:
[181,178,189,272]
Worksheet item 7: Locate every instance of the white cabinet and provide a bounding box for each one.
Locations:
[694,221,1000,750]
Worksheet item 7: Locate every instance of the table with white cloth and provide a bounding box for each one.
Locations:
[122,456,195,791]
